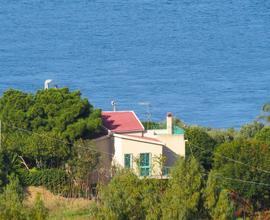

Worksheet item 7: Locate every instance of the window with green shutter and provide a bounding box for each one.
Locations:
[140,153,151,176]
[124,154,132,169]
[162,166,170,176]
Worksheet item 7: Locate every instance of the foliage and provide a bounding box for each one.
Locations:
[207,128,236,145]
[96,170,144,220]
[22,168,69,194]
[29,193,49,220]
[255,127,270,143]
[68,139,100,184]
[141,179,167,220]
[0,88,102,168]
[142,121,166,130]
[259,103,270,123]
[213,139,270,210]
[212,189,235,220]
[0,175,27,220]
[204,171,235,219]
[0,88,103,197]
[185,127,217,170]
[239,121,264,139]
[22,132,69,169]
[162,158,206,220]
[91,170,167,220]
[0,88,102,140]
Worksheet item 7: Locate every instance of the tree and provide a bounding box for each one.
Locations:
[96,170,144,220]
[204,171,235,220]
[259,103,270,124]
[0,88,102,170]
[207,128,236,146]
[162,158,206,220]
[185,127,217,170]
[239,121,264,139]
[0,175,26,220]
[91,169,167,220]
[0,88,102,142]
[68,139,100,195]
[212,190,235,220]
[255,127,270,143]
[21,131,69,168]
[213,139,270,210]
[141,179,167,220]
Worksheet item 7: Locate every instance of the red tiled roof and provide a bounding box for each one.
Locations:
[102,111,145,133]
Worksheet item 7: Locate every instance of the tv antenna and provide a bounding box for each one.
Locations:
[138,102,152,130]
[111,100,117,112]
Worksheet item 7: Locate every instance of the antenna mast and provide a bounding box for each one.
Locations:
[111,100,117,112]
[138,102,152,130]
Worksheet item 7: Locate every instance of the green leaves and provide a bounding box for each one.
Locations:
[185,127,217,170]
[259,103,270,124]
[0,88,102,169]
[69,139,100,183]
[0,88,102,142]
[212,139,270,210]
[162,158,206,220]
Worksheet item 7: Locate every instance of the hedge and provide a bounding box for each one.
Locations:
[21,168,69,194]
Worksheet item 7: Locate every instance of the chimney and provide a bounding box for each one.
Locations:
[167,112,173,134]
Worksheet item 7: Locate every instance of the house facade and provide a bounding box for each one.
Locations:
[94,111,186,179]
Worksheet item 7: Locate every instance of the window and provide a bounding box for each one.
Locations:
[140,153,151,176]
[124,154,132,169]
[162,166,170,176]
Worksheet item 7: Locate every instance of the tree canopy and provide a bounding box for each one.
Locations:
[212,139,270,210]
[0,88,103,169]
[185,127,217,170]
[0,88,102,141]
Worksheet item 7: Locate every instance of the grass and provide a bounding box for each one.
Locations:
[24,186,93,220]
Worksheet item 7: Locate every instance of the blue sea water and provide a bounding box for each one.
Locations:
[0,0,270,128]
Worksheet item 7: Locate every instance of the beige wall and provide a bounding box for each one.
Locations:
[113,136,163,177]
[92,136,113,183]
[145,133,185,167]
[94,132,185,180]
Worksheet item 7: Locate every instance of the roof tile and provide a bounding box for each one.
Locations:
[102,111,144,133]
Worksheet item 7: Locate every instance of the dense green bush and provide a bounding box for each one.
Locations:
[91,170,168,220]
[0,175,27,220]
[185,127,217,170]
[22,168,69,194]
[255,127,270,143]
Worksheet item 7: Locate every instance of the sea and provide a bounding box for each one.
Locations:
[0,0,270,128]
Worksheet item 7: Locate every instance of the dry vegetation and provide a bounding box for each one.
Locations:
[24,186,93,220]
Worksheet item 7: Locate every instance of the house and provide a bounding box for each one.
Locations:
[93,111,185,179]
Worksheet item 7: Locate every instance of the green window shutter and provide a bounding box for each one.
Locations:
[140,153,150,177]
[124,154,132,168]
[162,166,170,176]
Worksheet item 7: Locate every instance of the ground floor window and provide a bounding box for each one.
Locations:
[162,166,170,176]
[140,153,151,176]
[124,154,132,169]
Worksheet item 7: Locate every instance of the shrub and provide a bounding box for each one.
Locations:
[0,175,27,220]
[22,168,69,194]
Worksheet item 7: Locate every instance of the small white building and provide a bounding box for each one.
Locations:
[94,111,185,179]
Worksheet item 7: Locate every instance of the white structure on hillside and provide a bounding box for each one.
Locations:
[93,111,186,180]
